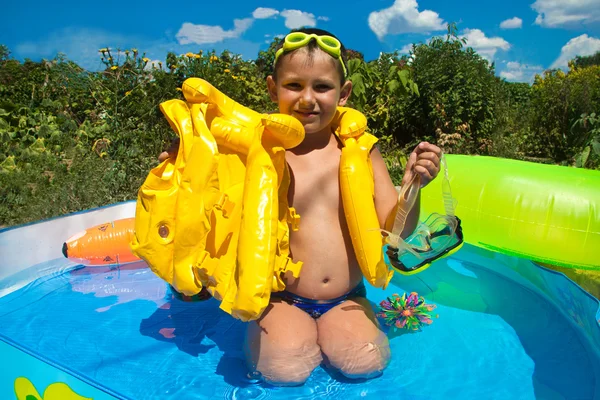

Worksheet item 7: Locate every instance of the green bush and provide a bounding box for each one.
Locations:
[346,53,419,153]
[488,80,535,160]
[529,65,600,164]
[399,24,499,154]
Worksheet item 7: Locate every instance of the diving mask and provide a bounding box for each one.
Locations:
[383,154,464,275]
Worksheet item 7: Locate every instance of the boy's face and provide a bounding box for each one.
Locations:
[267,49,352,135]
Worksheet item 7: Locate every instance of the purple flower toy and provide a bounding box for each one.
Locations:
[377,292,437,331]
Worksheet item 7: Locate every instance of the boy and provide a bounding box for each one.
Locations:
[160,28,442,386]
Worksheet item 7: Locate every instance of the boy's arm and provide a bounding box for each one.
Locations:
[371,142,442,238]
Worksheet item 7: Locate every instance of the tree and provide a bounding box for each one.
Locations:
[529,64,600,163]
[255,37,283,80]
[574,51,600,68]
[398,23,499,153]
[0,45,9,62]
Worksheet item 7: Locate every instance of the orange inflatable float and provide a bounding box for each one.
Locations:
[62,218,140,266]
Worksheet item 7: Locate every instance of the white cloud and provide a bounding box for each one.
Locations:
[499,61,544,82]
[15,28,133,71]
[280,10,317,29]
[368,0,446,40]
[253,7,279,19]
[532,0,600,28]
[255,8,325,29]
[144,59,164,71]
[550,34,600,69]
[399,43,413,53]
[176,8,322,46]
[500,17,523,29]
[176,18,253,45]
[462,28,510,61]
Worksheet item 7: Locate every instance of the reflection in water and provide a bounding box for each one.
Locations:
[68,261,167,311]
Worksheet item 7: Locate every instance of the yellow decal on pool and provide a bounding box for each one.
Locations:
[14,377,91,400]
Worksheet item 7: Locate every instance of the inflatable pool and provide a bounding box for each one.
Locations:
[421,155,600,270]
[1,155,599,399]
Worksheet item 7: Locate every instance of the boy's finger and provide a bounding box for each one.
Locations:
[157,137,181,162]
[416,142,442,158]
[158,151,170,162]
[402,170,414,186]
[414,164,434,183]
[416,159,439,178]
[402,151,418,185]
[416,152,440,170]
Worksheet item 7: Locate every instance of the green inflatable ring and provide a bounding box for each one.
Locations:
[420,155,600,270]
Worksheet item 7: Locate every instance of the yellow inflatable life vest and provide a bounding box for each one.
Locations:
[131,77,305,321]
[131,78,393,321]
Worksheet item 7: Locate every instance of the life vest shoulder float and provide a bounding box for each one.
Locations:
[131,78,392,322]
[333,107,394,288]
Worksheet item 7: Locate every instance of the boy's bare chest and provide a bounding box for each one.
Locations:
[285,150,341,212]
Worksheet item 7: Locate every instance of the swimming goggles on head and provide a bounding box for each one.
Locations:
[274,32,348,77]
[383,154,464,276]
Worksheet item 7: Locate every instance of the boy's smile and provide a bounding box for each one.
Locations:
[267,48,352,136]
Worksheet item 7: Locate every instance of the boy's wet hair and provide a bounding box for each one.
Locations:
[272,28,348,85]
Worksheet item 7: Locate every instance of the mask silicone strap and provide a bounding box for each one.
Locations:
[440,153,456,218]
[390,172,421,240]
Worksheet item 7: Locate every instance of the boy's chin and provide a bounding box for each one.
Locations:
[302,123,332,135]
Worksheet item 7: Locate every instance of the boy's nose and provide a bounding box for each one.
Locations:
[299,88,315,106]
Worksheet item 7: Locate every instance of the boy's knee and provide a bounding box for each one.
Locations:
[257,363,314,386]
[329,340,391,380]
[246,342,322,386]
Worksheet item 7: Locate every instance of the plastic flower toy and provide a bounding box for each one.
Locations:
[377,292,437,331]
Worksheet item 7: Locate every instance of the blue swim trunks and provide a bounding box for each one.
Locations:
[271,281,367,319]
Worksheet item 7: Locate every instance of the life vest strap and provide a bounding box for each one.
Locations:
[272,255,303,292]
[287,207,300,231]
[192,250,220,289]
[276,255,303,278]
[214,192,235,218]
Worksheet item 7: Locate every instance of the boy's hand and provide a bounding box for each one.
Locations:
[158,137,180,162]
[402,142,442,188]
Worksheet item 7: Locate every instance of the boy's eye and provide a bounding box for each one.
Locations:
[315,84,333,92]
[284,82,302,90]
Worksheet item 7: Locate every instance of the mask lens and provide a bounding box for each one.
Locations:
[429,229,460,253]
[391,214,462,272]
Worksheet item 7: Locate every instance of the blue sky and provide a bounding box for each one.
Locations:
[2,0,600,82]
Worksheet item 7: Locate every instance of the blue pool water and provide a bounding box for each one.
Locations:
[1,254,598,399]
